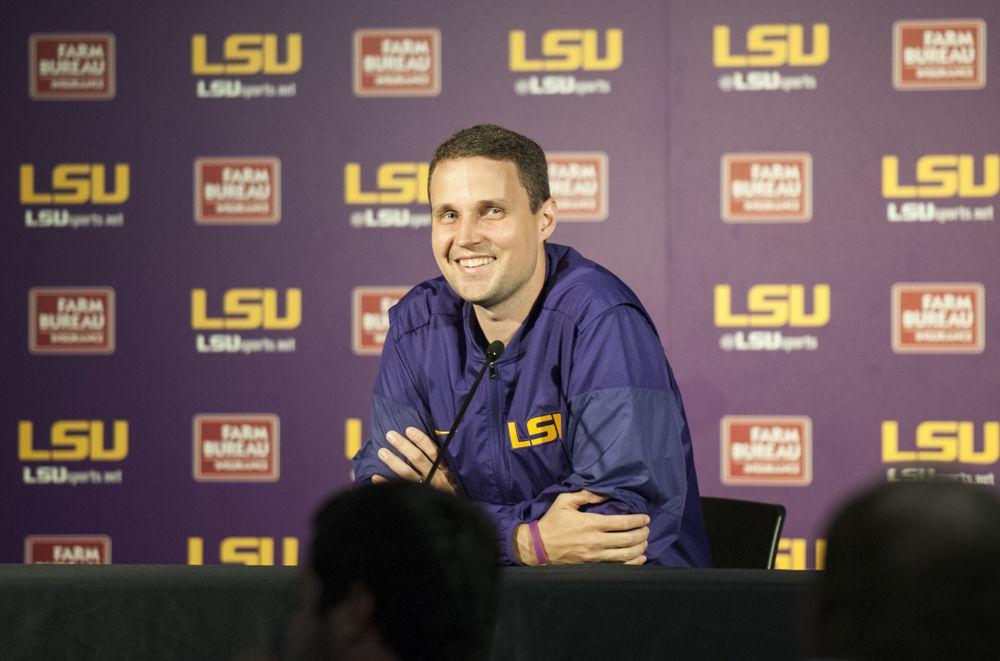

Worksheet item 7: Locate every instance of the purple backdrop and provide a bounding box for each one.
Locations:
[3,0,997,569]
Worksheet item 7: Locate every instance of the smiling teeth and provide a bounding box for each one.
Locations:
[459,257,494,267]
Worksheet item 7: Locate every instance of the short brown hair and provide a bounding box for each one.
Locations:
[429,124,551,213]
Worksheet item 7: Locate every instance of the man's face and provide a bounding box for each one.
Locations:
[430,157,555,316]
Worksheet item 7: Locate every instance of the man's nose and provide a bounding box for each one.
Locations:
[454,214,481,246]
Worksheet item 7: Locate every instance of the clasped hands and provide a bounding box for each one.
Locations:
[374,427,650,566]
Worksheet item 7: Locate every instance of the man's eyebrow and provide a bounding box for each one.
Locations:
[432,203,456,215]
[477,198,511,208]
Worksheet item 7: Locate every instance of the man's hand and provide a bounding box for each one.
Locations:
[372,427,459,495]
[516,490,650,565]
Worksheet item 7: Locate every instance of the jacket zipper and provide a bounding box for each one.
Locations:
[490,361,514,496]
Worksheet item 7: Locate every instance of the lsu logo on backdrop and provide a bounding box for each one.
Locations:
[893,19,986,91]
[344,161,431,229]
[892,283,984,353]
[352,287,409,355]
[193,414,279,482]
[29,287,115,354]
[721,416,812,486]
[775,538,826,571]
[191,288,301,355]
[29,33,115,100]
[882,420,998,485]
[191,33,301,99]
[194,157,281,224]
[25,536,111,564]
[713,23,827,92]
[509,28,621,97]
[508,413,563,450]
[547,152,608,221]
[882,153,997,223]
[721,153,812,222]
[715,284,829,352]
[20,163,128,229]
[19,419,128,486]
[353,28,441,96]
[187,536,299,565]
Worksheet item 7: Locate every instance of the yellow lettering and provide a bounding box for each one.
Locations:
[19,165,50,204]
[509,29,622,72]
[508,421,531,449]
[526,414,560,446]
[191,289,224,330]
[882,156,916,198]
[961,422,1000,464]
[881,420,916,462]
[191,35,224,74]
[187,537,204,565]
[715,285,829,327]
[345,418,362,459]
[192,33,302,75]
[192,289,301,330]
[50,420,91,461]
[774,538,806,570]
[221,537,274,565]
[714,24,828,67]
[89,164,130,204]
[18,421,48,461]
[883,155,1000,199]
[282,537,299,566]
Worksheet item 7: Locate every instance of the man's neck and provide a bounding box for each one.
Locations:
[473,252,547,344]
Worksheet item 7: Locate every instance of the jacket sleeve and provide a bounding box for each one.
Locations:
[351,332,434,486]
[479,304,702,566]
[352,332,528,563]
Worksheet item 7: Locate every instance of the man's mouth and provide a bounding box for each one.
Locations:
[455,256,496,270]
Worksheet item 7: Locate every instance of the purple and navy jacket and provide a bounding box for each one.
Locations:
[352,243,711,566]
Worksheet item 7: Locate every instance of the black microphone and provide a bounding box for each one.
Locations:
[424,340,504,486]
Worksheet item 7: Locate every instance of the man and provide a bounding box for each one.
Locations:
[285,481,500,661]
[352,124,709,567]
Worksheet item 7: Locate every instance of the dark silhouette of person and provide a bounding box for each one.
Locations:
[815,479,1000,661]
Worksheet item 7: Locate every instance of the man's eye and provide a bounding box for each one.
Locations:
[487,208,503,216]
[439,212,457,223]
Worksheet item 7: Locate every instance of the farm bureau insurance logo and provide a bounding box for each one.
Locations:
[25,535,111,564]
[353,28,441,96]
[191,287,301,354]
[191,33,301,99]
[883,420,998,486]
[193,414,279,482]
[892,283,984,353]
[882,153,997,223]
[721,416,812,486]
[548,152,608,221]
[195,157,280,224]
[353,287,409,355]
[509,28,622,97]
[715,284,830,352]
[893,19,986,91]
[19,419,128,486]
[345,161,430,229]
[29,287,115,354]
[20,162,128,229]
[714,23,828,92]
[721,152,812,222]
[29,33,115,100]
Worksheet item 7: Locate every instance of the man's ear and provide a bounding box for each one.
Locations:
[538,198,557,240]
[325,583,376,645]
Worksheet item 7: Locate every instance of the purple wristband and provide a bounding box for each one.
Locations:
[528,520,549,565]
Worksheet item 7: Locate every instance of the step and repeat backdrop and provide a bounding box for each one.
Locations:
[2,1,997,568]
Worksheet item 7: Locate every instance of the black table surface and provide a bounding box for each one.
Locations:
[0,564,820,660]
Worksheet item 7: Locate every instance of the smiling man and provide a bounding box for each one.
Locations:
[352,124,710,567]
